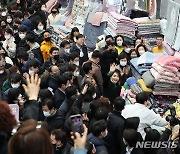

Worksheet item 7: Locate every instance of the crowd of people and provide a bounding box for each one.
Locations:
[0,0,179,154]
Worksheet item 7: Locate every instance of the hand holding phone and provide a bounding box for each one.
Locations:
[70,114,84,135]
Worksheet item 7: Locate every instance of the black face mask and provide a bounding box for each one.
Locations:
[54,55,59,61]
[44,37,51,42]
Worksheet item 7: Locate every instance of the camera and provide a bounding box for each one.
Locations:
[165,105,180,126]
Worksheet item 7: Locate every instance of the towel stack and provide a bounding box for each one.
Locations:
[150,55,180,98]
[133,17,161,47]
[105,12,138,39]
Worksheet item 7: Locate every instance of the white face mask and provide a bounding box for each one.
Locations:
[125,48,131,53]
[7,18,12,23]
[0,70,4,74]
[11,83,20,88]
[29,69,35,75]
[19,33,26,39]
[92,93,97,99]
[120,61,127,67]
[65,48,70,54]
[38,25,44,31]
[74,61,79,66]
[139,50,145,55]
[5,35,11,40]
[43,111,51,117]
[74,71,79,77]
[117,41,123,46]
[88,52,93,58]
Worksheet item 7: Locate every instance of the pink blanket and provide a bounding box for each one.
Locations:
[150,68,179,83]
[153,91,180,98]
[155,56,180,68]
[91,12,104,26]
[109,12,138,27]
[152,63,177,77]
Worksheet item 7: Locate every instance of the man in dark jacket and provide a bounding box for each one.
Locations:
[14,25,30,51]
[107,96,126,154]
[43,47,64,70]
[26,33,44,65]
[88,50,103,95]
[0,55,10,99]
[100,41,118,85]
[14,11,32,32]
[88,120,109,154]
[70,34,88,66]
[54,75,67,109]
[42,99,64,132]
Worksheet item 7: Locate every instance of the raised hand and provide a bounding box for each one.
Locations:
[22,74,41,100]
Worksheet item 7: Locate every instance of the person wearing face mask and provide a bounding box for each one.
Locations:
[81,62,96,88]
[43,47,64,70]
[6,14,13,28]
[25,33,44,65]
[116,53,132,86]
[15,25,30,51]
[95,35,113,51]
[107,96,126,154]
[0,55,10,98]
[1,72,23,95]
[87,50,103,95]
[40,30,56,62]
[136,44,147,56]
[47,6,62,28]
[42,98,64,132]
[59,40,71,62]
[33,20,45,44]
[104,67,121,106]
[12,19,21,34]
[121,41,132,60]
[87,120,109,154]
[70,34,88,66]
[100,41,118,86]
[0,45,13,66]
[67,64,82,92]
[27,58,50,89]
[115,35,124,54]
[2,28,16,61]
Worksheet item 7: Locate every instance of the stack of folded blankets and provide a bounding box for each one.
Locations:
[133,17,161,47]
[105,12,138,39]
[53,26,71,43]
[130,52,164,75]
[150,55,180,98]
